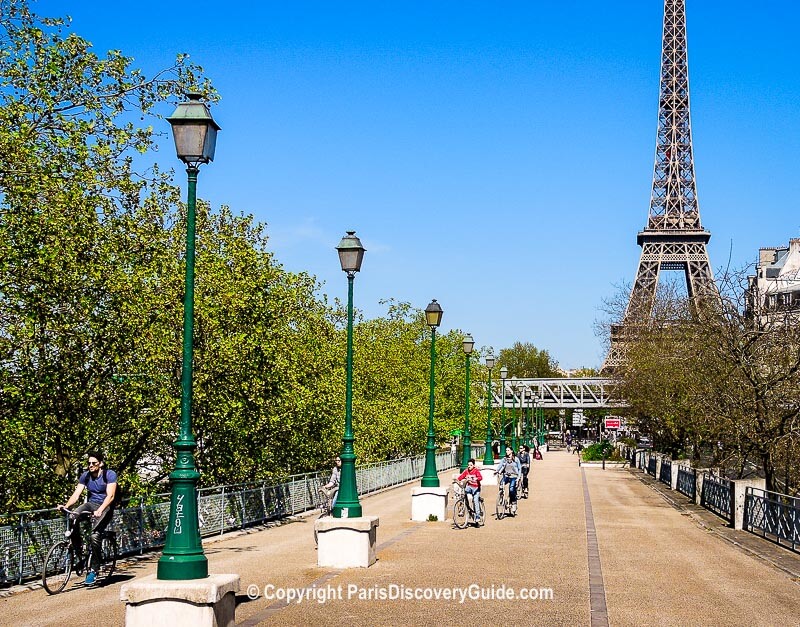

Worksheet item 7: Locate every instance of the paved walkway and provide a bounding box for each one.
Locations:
[2,451,799,626]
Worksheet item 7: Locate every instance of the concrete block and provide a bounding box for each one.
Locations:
[410,486,449,521]
[475,464,498,486]
[694,469,710,505]
[120,573,239,627]
[730,478,766,530]
[670,460,681,491]
[315,515,379,568]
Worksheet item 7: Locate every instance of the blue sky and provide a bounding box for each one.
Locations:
[38,1,800,369]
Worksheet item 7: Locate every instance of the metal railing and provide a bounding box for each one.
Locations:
[745,487,799,553]
[659,458,672,486]
[676,466,696,500]
[0,451,456,586]
[701,472,732,522]
[647,455,657,478]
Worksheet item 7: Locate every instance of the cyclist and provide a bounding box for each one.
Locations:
[58,451,117,585]
[496,447,521,513]
[456,458,483,525]
[321,456,341,508]
[518,445,531,497]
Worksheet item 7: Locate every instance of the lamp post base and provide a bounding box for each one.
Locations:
[121,573,239,627]
[475,462,499,485]
[315,516,380,567]
[410,486,449,521]
[157,553,209,581]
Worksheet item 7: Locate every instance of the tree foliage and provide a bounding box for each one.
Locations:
[608,271,800,492]
[496,341,559,378]
[0,1,567,512]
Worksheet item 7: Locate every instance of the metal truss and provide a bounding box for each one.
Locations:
[489,378,619,410]
[603,0,718,371]
[648,0,700,231]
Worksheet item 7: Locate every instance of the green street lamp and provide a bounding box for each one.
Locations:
[459,334,474,472]
[522,388,529,447]
[421,299,444,487]
[538,399,545,446]
[158,92,220,581]
[482,353,495,465]
[526,390,535,447]
[333,231,366,518]
[499,366,508,455]
[510,377,519,452]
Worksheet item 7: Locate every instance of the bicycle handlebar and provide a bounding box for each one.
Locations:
[58,507,92,519]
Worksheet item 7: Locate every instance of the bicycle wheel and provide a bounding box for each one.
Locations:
[453,499,468,529]
[495,488,505,520]
[96,534,118,583]
[42,541,72,594]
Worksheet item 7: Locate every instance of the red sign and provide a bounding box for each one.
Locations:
[605,418,621,430]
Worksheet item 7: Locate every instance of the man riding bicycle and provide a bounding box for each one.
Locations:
[456,458,483,525]
[496,447,521,512]
[58,451,117,585]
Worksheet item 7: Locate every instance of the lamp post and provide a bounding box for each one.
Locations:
[538,401,545,446]
[420,299,443,487]
[499,366,508,455]
[333,231,366,518]
[523,388,530,447]
[482,353,495,465]
[158,93,220,581]
[529,391,537,447]
[510,377,519,451]
[459,334,475,472]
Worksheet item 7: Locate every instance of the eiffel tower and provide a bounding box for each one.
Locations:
[603,0,717,371]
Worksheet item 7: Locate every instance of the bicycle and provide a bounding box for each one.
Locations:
[494,473,518,519]
[42,508,118,594]
[451,480,485,529]
[313,487,336,546]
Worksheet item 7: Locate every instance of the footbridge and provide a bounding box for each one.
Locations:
[489,377,621,410]
[5,451,799,625]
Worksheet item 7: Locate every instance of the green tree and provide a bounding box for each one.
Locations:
[0,0,213,509]
[496,341,559,378]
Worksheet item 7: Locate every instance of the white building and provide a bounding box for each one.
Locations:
[747,238,800,321]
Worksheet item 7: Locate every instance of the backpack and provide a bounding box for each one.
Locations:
[103,469,123,508]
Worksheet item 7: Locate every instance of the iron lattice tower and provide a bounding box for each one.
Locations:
[604,0,717,370]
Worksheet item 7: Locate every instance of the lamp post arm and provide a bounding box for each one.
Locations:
[483,369,494,465]
[333,272,361,516]
[179,166,199,442]
[158,164,207,580]
[421,327,440,487]
[460,354,471,471]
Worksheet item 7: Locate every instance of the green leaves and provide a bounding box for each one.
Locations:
[495,341,559,379]
[0,1,580,513]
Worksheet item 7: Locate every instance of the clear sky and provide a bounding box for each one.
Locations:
[37,1,800,369]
